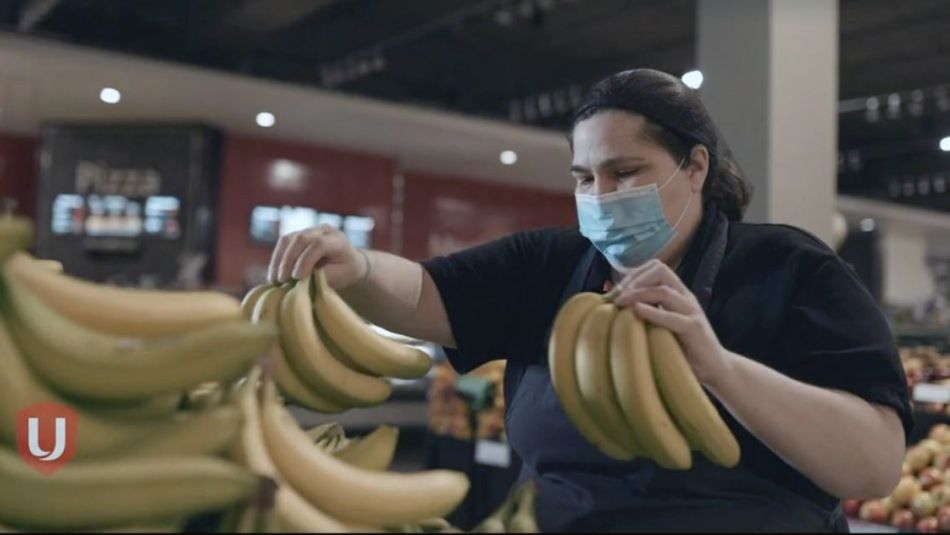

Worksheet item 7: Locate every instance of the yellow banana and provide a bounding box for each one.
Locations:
[3,251,242,337]
[647,325,740,468]
[548,293,634,460]
[229,369,347,532]
[312,270,431,379]
[260,380,469,525]
[253,286,348,413]
[333,425,399,471]
[231,367,278,478]
[0,314,236,460]
[84,392,183,420]
[574,302,640,456]
[129,404,243,458]
[506,482,539,533]
[610,310,691,470]
[33,259,64,273]
[2,276,275,402]
[0,216,32,262]
[241,283,273,320]
[274,484,349,533]
[279,280,391,407]
[0,447,256,531]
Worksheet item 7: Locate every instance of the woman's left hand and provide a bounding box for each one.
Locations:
[612,259,731,387]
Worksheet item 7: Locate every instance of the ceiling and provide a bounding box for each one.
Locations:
[0,0,948,207]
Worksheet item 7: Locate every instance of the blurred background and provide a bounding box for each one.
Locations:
[0,0,948,529]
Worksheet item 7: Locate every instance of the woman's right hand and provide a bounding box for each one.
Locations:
[267,224,368,290]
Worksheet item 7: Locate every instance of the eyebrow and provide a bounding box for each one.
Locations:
[570,156,646,174]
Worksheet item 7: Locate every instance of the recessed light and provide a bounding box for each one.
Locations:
[500,150,518,165]
[681,70,703,89]
[100,87,121,104]
[256,112,276,128]
[940,136,950,152]
[860,218,876,232]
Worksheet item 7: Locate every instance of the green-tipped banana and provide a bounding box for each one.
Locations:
[0,447,256,530]
[1,275,275,402]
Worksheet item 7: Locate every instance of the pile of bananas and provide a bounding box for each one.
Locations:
[0,217,271,531]
[548,292,740,469]
[224,367,470,532]
[241,270,431,413]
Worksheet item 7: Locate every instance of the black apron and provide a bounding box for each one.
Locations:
[502,211,848,533]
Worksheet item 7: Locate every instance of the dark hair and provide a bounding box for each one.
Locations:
[571,68,753,221]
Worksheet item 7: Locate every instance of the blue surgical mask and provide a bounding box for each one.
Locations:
[575,158,693,270]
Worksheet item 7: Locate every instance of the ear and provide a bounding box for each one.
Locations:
[686,145,710,193]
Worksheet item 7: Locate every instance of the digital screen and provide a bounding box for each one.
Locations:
[51,193,182,241]
[250,205,374,248]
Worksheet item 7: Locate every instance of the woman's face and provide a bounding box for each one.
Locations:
[571,110,706,224]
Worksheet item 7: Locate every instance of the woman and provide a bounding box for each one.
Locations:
[268,69,912,532]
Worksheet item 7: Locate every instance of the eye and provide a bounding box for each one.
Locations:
[575,174,594,186]
[616,169,639,179]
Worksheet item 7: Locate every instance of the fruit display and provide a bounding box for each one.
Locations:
[844,423,950,532]
[0,218,486,532]
[0,216,262,530]
[222,369,471,531]
[428,360,507,442]
[241,270,433,413]
[901,346,950,415]
[548,291,740,468]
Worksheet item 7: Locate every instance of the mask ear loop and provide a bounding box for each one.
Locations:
[657,157,688,191]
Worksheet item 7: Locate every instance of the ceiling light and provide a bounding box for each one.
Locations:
[681,70,703,89]
[99,87,121,104]
[500,150,518,165]
[256,112,276,128]
[940,136,950,152]
[860,218,876,232]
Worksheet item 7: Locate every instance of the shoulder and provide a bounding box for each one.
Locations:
[512,226,590,265]
[726,221,837,273]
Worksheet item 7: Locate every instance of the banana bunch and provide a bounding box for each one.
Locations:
[225,368,470,532]
[0,226,264,530]
[241,269,432,413]
[472,481,539,533]
[548,292,740,469]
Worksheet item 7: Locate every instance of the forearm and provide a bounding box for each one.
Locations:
[708,351,903,499]
[338,250,455,348]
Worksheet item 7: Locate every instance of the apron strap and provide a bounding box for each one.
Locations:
[504,244,600,413]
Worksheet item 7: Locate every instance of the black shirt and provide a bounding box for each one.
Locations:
[422,203,913,532]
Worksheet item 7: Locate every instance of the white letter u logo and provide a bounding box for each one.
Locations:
[28,417,66,462]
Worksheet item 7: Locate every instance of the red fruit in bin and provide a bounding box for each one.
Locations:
[859,500,889,524]
[921,467,945,490]
[842,499,862,518]
[916,516,938,533]
[890,508,916,530]
[938,505,950,533]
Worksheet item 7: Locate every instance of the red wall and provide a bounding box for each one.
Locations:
[0,133,37,218]
[402,171,576,261]
[0,130,579,287]
[216,135,398,290]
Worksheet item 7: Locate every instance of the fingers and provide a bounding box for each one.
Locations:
[633,302,695,334]
[270,226,334,283]
[615,284,692,313]
[267,231,297,283]
[291,240,327,281]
